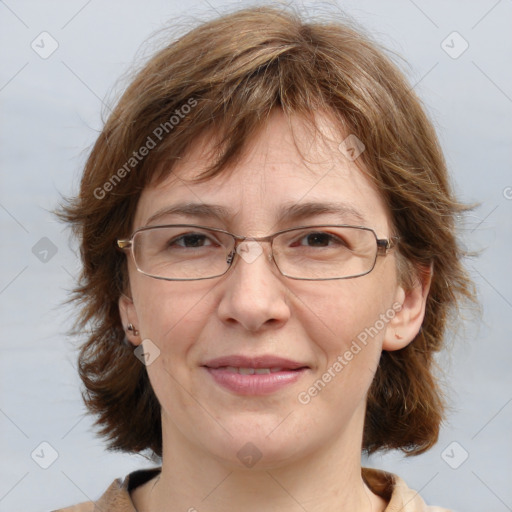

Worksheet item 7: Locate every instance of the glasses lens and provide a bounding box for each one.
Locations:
[133,226,234,280]
[129,225,379,281]
[273,226,377,279]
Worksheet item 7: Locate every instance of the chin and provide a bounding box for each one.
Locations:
[210,438,305,471]
[199,415,312,470]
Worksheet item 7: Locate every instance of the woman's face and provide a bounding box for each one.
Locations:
[121,110,417,469]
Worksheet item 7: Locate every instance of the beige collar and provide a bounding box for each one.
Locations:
[55,466,451,511]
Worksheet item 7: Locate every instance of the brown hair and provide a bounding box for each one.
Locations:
[60,4,475,457]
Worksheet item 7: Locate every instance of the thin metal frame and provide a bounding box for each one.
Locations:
[117,224,399,281]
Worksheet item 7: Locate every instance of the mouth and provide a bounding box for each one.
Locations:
[203,355,308,370]
[202,355,310,395]
[214,366,298,374]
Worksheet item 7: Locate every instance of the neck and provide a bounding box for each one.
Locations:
[140,408,386,512]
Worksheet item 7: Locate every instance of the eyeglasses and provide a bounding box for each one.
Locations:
[117,224,398,281]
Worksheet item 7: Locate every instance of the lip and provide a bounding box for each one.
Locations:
[203,355,308,370]
[202,355,310,395]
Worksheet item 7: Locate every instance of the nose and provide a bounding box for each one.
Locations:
[216,240,291,332]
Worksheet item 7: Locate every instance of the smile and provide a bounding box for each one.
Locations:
[202,355,309,395]
[202,355,310,395]
[222,366,288,374]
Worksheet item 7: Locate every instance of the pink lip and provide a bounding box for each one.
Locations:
[202,355,309,395]
[203,355,307,369]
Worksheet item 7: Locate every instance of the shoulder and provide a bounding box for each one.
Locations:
[52,467,162,512]
[362,467,452,512]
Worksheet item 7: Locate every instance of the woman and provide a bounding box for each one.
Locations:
[56,4,474,511]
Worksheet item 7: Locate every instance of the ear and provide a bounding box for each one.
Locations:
[383,264,432,351]
[119,293,142,346]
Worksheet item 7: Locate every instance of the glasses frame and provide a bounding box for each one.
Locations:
[117,224,399,281]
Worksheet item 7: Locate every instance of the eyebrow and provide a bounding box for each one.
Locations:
[145,201,367,226]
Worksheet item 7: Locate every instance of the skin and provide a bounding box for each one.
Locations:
[119,110,430,512]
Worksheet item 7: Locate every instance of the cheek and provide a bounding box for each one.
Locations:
[293,321,385,448]
[294,275,397,404]
[298,277,392,352]
[132,277,212,358]
[132,281,215,410]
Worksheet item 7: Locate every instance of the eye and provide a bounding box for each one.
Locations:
[293,231,349,248]
[170,232,218,248]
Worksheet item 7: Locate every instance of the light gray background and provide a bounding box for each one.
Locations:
[1,1,511,511]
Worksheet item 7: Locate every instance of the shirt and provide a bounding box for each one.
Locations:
[52,467,451,511]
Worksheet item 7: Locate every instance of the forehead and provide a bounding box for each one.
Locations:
[135,110,391,234]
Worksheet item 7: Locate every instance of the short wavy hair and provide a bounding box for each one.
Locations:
[60,4,475,458]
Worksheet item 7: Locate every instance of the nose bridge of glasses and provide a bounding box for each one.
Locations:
[228,234,275,266]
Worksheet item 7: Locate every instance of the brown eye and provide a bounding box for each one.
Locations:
[292,231,349,248]
[170,233,214,248]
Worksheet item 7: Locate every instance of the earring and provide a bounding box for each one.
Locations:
[127,323,139,336]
